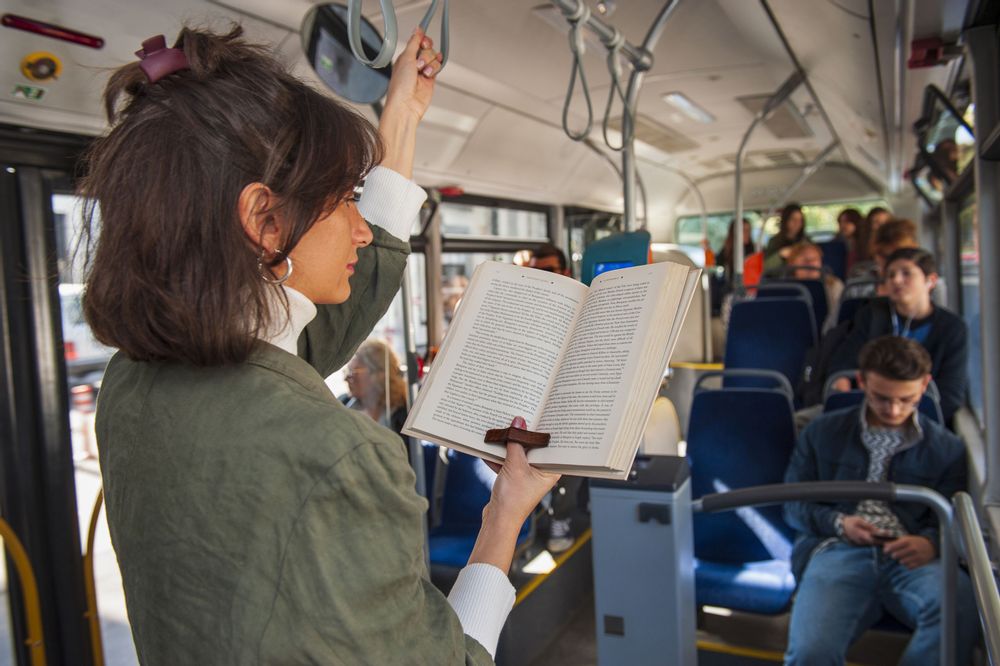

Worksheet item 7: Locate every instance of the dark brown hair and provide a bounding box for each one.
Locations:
[884,247,937,277]
[873,218,918,252]
[859,335,932,381]
[531,243,568,271]
[778,203,805,242]
[81,26,382,365]
[836,208,862,237]
[856,206,890,261]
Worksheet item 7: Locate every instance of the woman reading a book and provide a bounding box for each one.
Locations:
[82,26,557,663]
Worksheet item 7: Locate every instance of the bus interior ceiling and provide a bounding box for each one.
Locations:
[0,0,970,235]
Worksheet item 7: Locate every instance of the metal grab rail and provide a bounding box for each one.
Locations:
[346,0,449,70]
[0,516,47,666]
[83,490,106,666]
[691,481,956,666]
[953,492,1000,663]
[731,70,803,295]
[346,0,398,68]
[550,0,681,230]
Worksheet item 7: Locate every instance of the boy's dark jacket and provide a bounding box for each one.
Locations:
[783,406,967,581]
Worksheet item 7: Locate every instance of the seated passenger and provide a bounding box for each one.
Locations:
[784,241,844,333]
[850,217,916,285]
[716,218,755,278]
[764,203,807,275]
[836,207,862,270]
[345,339,409,443]
[784,336,977,666]
[828,248,967,425]
[528,242,571,276]
[848,206,892,280]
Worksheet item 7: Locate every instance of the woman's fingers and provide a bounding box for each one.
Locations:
[417,47,443,77]
[401,27,424,60]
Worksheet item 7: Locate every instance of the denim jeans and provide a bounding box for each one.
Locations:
[785,541,978,666]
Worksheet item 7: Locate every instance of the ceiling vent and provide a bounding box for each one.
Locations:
[700,150,806,172]
[607,114,700,153]
[762,149,806,167]
[736,94,814,139]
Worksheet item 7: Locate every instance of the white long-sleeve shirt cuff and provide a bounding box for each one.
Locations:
[447,563,516,657]
[356,165,426,241]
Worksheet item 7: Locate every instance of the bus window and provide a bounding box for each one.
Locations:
[441,251,516,327]
[440,201,548,240]
[959,195,983,426]
[674,212,762,252]
[759,200,889,241]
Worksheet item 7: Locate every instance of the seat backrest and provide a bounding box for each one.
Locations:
[433,450,495,529]
[755,282,812,304]
[762,279,827,334]
[724,298,817,389]
[687,388,797,563]
[697,368,795,402]
[817,240,848,281]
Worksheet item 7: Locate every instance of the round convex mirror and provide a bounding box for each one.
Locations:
[301,3,392,104]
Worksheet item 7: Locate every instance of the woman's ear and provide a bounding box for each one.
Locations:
[238,182,282,252]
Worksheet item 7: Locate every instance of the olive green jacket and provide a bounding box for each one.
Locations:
[97,226,492,665]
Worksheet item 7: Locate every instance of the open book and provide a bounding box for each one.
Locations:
[403,260,701,479]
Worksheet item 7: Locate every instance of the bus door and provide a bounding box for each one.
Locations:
[0,125,95,666]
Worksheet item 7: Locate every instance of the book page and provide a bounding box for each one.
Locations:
[404,262,588,458]
[531,264,674,467]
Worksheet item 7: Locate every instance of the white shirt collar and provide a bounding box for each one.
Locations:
[259,285,317,356]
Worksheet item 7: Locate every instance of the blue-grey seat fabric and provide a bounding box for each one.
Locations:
[817,239,848,281]
[725,298,817,392]
[688,385,798,614]
[423,446,531,568]
[760,280,827,338]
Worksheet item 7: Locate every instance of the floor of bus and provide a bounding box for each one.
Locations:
[529,594,910,666]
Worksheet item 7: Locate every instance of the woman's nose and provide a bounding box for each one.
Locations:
[351,205,373,246]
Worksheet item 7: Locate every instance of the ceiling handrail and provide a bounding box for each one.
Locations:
[346,0,449,71]
[346,0,398,68]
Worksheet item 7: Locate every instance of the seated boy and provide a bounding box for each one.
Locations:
[828,248,967,426]
[783,336,977,665]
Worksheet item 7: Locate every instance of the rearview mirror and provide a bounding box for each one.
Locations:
[301,3,391,104]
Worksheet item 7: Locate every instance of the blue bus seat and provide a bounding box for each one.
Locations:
[423,447,532,568]
[754,282,812,305]
[817,239,848,281]
[724,297,817,391]
[687,374,798,614]
[761,279,827,336]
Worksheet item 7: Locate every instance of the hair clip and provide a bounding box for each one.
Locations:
[135,35,189,83]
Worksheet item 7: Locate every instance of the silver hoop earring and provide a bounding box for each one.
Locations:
[258,251,293,285]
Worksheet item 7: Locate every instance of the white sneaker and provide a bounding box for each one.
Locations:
[547,518,574,553]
